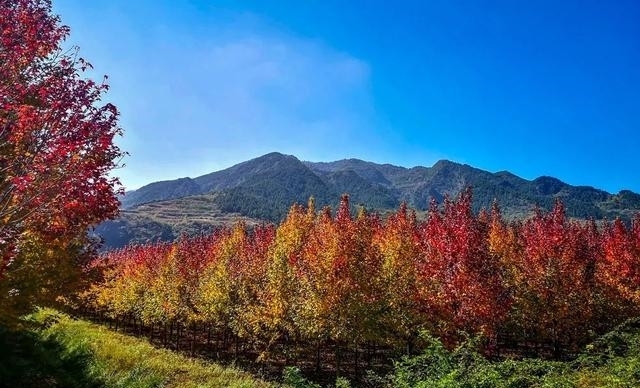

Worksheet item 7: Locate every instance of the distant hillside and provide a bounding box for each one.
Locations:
[96,194,263,249]
[102,152,640,249]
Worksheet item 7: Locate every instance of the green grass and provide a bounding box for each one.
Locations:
[0,308,275,388]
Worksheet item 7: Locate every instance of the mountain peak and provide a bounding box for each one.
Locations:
[249,152,305,169]
[258,151,294,159]
[432,159,464,169]
[533,176,567,195]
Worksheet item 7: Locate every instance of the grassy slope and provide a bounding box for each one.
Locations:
[0,308,274,388]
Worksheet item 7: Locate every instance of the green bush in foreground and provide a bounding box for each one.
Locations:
[282,367,351,388]
[5,308,274,388]
[385,320,640,388]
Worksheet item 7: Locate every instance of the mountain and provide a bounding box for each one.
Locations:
[102,152,640,249]
[119,177,201,208]
[96,194,264,248]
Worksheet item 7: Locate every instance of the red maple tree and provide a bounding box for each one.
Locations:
[0,0,123,276]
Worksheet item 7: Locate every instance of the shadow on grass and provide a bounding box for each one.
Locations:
[0,324,103,388]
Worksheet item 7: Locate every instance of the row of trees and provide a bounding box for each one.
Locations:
[83,190,640,362]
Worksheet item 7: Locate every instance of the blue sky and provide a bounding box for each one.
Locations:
[53,0,640,193]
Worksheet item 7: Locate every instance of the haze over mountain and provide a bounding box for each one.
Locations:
[99,152,640,249]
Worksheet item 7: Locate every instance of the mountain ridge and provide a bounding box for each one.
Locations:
[102,152,640,249]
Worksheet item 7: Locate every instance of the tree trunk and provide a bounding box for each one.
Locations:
[315,342,322,374]
[234,335,239,359]
[190,322,197,356]
[176,323,182,351]
[163,322,167,346]
[354,344,359,380]
[336,344,341,378]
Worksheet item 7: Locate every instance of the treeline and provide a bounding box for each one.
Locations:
[81,189,640,370]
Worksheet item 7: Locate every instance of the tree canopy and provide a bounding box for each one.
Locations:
[0,0,124,319]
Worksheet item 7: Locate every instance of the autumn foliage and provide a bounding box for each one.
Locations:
[83,190,640,368]
[0,0,123,317]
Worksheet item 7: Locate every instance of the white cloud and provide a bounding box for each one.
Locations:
[111,19,377,189]
[165,31,371,135]
[57,7,378,190]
